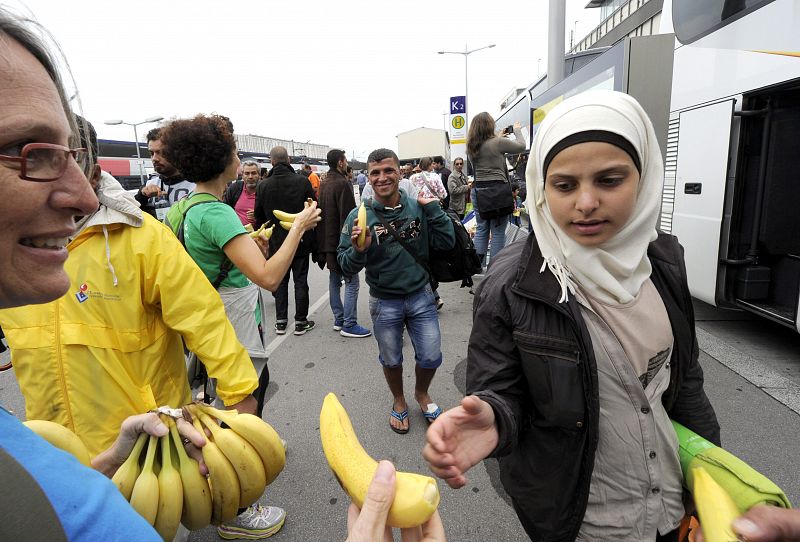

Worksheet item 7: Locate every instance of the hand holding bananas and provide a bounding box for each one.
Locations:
[105,403,285,538]
[422,395,499,490]
[346,461,447,542]
[272,200,322,233]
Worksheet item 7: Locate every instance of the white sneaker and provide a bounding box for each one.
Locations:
[217,504,286,539]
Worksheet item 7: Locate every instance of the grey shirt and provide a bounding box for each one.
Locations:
[471,128,526,183]
[575,281,685,541]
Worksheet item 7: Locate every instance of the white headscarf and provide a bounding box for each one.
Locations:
[525,90,663,305]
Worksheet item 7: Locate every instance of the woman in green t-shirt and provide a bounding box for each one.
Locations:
[159,114,320,407]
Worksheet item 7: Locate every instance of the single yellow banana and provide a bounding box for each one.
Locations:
[273,209,298,222]
[111,431,148,500]
[168,417,212,531]
[279,220,293,231]
[196,409,266,508]
[262,224,274,239]
[356,202,367,247]
[319,393,440,528]
[129,434,160,525]
[196,403,286,485]
[154,426,183,541]
[23,419,92,467]
[244,223,254,233]
[190,411,240,525]
[693,467,740,542]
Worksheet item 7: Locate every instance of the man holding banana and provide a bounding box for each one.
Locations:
[255,146,318,335]
[337,148,454,434]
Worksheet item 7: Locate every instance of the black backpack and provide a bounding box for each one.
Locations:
[373,204,482,288]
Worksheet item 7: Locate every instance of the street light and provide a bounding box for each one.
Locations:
[437,43,495,138]
[104,116,164,185]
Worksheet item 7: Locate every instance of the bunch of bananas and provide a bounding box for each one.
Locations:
[249,224,274,240]
[111,404,285,540]
[319,393,440,528]
[273,198,315,231]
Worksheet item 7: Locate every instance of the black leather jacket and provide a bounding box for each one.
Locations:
[468,232,720,541]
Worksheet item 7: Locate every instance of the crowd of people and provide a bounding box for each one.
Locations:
[1,8,799,542]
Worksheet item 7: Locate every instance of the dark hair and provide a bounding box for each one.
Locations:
[326,148,346,169]
[146,127,162,142]
[432,156,444,165]
[419,156,433,170]
[467,112,496,159]
[75,115,98,167]
[367,148,399,165]
[159,114,236,183]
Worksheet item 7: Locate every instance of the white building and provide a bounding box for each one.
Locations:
[396,127,451,164]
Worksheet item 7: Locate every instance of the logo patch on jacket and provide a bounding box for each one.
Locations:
[373,217,421,245]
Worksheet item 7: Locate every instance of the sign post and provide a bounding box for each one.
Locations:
[449,95,467,161]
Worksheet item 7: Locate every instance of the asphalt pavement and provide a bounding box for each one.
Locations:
[1,264,798,541]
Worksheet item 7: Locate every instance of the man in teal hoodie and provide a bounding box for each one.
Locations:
[338,148,455,434]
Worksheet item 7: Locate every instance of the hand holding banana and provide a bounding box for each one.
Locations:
[320,393,440,529]
[273,199,322,232]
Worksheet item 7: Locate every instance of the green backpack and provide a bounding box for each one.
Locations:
[165,193,233,289]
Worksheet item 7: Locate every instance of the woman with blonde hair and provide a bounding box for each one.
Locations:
[467,112,525,267]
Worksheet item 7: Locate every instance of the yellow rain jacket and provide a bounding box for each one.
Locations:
[0,173,257,457]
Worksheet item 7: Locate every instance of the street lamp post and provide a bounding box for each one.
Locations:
[104,116,164,186]
[437,43,495,139]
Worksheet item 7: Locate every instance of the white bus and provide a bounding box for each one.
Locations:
[660,0,800,332]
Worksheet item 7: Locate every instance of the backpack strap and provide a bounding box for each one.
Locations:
[371,204,436,289]
[179,195,234,291]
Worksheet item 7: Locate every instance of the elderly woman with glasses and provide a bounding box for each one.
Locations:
[0,8,170,540]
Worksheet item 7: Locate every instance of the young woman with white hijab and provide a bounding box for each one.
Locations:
[424,90,720,541]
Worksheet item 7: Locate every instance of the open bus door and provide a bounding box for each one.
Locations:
[670,99,735,306]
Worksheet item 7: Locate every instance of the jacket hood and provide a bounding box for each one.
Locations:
[82,171,144,231]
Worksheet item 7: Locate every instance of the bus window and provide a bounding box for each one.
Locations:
[673,0,776,44]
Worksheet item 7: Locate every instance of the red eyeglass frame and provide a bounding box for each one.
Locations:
[0,142,88,182]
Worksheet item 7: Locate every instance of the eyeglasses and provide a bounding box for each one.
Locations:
[0,143,88,182]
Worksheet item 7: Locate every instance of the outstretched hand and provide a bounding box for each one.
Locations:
[695,505,800,542]
[346,460,446,542]
[422,395,499,489]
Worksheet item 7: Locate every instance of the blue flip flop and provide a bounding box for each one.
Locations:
[390,408,409,434]
[423,403,442,424]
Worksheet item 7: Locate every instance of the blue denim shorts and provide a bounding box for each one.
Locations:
[368,286,442,369]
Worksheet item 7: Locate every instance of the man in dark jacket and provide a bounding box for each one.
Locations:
[317,150,370,338]
[255,146,317,336]
[223,159,259,227]
[423,232,720,541]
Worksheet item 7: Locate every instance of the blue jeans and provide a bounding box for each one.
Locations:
[368,286,442,369]
[329,270,360,328]
[471,187,508,262]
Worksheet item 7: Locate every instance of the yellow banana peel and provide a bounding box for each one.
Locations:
[693,467,740,542]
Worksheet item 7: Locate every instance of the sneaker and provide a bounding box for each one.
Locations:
[333,322,343,331]
[293,320,315,335]
[217,504,286,540]
[274,322,287,335]
[340,324,372,338]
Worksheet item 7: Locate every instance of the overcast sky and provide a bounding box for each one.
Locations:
[13,0,600,161]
